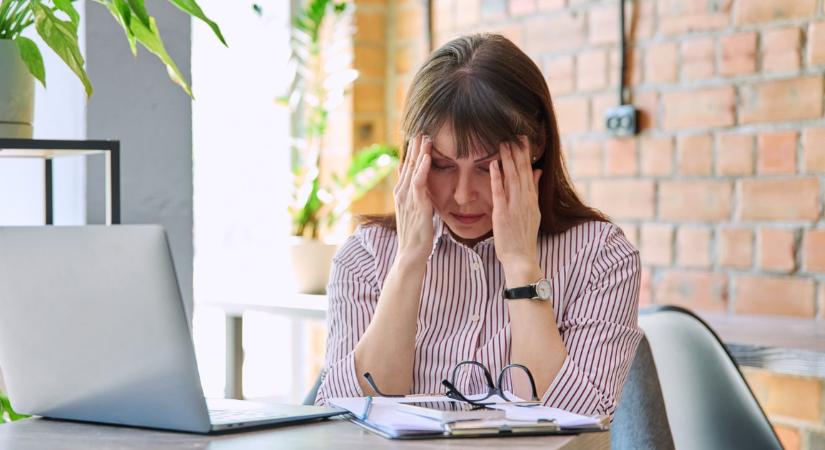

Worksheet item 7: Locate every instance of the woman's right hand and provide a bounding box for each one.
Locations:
[393,134,434,264]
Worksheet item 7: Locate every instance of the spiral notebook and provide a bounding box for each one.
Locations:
[328,394,608,440]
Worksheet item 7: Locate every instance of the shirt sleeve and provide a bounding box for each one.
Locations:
[314,227,381,406]
[540,224,643,418]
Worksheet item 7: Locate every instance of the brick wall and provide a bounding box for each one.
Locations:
[348,0,825,447]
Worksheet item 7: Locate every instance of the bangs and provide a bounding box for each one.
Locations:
[406,73,531,159]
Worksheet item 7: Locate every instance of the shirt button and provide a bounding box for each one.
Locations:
[471,262,480,270]
[470,314,480,322]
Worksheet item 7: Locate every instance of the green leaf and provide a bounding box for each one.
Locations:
[167,0,226,46]
[33,1,92,96]
[15,36,46,87]
[125,0,149,28]
[103,0,137,55]
[129,14,191,96]
[53,0,80,25]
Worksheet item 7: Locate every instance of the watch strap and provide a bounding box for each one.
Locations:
[503,284,538,300]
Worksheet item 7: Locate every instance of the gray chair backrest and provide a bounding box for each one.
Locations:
[640,306,782,450]
[612,335,675,450]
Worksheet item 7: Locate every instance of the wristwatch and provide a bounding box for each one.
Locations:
[503,278,552,300]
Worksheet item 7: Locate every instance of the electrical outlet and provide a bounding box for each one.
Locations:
[605,104,638,137]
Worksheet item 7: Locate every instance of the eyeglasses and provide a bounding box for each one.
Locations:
[363,360,541,408]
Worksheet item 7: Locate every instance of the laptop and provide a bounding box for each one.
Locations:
[0,225,345,433]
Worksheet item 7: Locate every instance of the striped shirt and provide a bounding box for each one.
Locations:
[315,214,642,418]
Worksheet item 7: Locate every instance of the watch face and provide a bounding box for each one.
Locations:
[535,279,552,299]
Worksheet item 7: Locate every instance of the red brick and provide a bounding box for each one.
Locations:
[734,275,815,317]
[744,368,823,423]
[740,76,824,124]
[508,0,535,16]
[555,97,589,135]
[568,139,603,177]
[655,270,727,313]
[659,180,732,221]
[635,90,658,131]
[735,0,816,25]
[645,42,678,83]
[677,226,712,268]
[719,228,753,269]
[802,127,825,173]
[455,0,481,28]
[576,50,608,91]
[677,134,713,176]
[757,131,797,175]
[605,138,637,176]
[738,178,820,221]
[524,11,585,54]
[588,3,618,45]
[640,136,674,176]
[486,23,524,48]
[762,27,802,72]
[759,228,797,272]
[544,56,575,96]
[773,425,802,450]
[681,37,715,80]
[658,0,731,35]
[591,93,617,134]
[641,224,673,266]
[663,87,735,130]
[808,21,825,65]
[590,180,655,220]
[803,229,825,273]
[720,32,757,76]
[355,82,385,115]
[716,133,755,176]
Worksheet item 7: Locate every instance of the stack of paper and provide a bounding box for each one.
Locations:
[328,393,607,439]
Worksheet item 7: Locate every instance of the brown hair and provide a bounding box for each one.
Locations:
[362,33,608,234]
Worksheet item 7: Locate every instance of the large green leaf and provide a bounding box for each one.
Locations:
[15,36,46,87]
[53,0,80,25]
[129,14,191,96]
[125,0,149,28]
[101,0,137,55]
[33,1,92,96]
[167,0,225,46]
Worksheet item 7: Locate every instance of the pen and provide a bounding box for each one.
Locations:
[359,395,373,421]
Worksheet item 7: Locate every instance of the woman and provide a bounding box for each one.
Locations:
[314,33,642,419]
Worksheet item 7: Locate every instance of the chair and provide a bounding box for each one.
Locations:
[612,335,675,450]
[639,305,782,450]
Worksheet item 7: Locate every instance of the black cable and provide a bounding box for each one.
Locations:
[618,0,626,105]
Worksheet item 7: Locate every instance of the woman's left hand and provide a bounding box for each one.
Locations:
[489,136,543,287]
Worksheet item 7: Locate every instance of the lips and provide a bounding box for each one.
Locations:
[451,213,484,224]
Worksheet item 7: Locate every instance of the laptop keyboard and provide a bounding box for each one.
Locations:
[209,408,287,423]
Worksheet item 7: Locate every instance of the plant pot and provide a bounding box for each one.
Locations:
[289,237,339,295]
[0,39,34,139]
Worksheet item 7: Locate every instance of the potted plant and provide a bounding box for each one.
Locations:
[281,0,398,294]
[0,0,226,138]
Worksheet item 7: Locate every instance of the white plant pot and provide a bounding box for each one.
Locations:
[0,39,34,139]
[289,237,339,295]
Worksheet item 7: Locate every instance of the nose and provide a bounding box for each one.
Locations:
[452,170,477,205]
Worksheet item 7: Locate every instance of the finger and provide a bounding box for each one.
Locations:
[490,159,506,210]
[398,135,422,190]
[500,143,519,200]
[412,152,431,191]
[516,136,534,192]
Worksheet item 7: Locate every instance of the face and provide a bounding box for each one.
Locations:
[426,123,500,246]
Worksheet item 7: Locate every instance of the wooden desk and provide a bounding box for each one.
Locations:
[0,417,610,450]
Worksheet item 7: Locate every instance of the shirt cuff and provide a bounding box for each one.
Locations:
[541,356,608,417]
[314,351,364,406]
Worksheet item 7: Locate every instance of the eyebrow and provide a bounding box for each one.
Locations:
[431,146,498,163]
